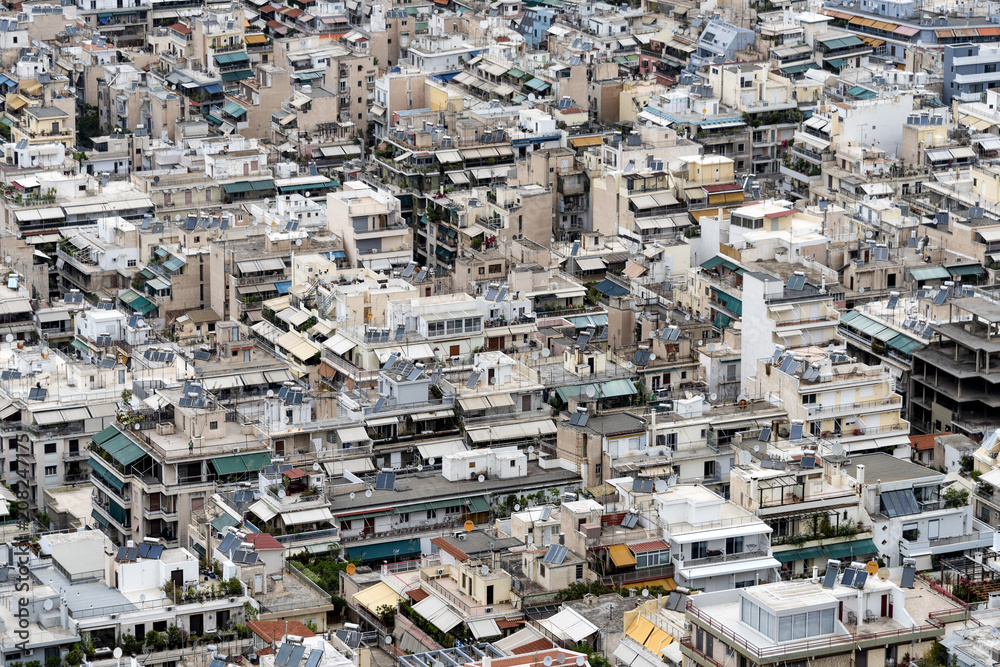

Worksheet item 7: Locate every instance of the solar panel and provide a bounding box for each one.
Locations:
[116,546,127,560]
[275,643,294,667]
[287,644,307,667]
[148,544,164,559]
[373,397,386,413]
[244,552,259,564]
[934,290,947,305]
[578,413,589,427]
[406,367,421,381]
[900,565,916,588]
[800,455,815,469]
[789,423,803,440]
[485,287,498,301]
[219,534,237,553]
[853,571,868,589]
[631,479,642,492]
[770,349,782,365]
[466,371,481,389]
[375,472,396,490]
[379,331,390,343]
[568,412,581,426]
[100,358,116,368]
[802,367,819,382]
[126,547,138,560]
[779,357,798,374]
[415,268,427,281]
[384,355,400,371]
[211,660,226,667]
[195,350,211,361]
[304,650,324,667]
[759,427,771,441]
[544,544,568,564]
[137,543,150,558]
[571,243,580,256]
[394,326,405,341]
[840,568,856,587]
[401,262,416,278]
[28,387,47,401]
[821,566,838,589]
[642,480,654,493]
[496,288,508,302]
[633,349,651,365]
[886,295,898,310]
[540,506,552,520]
[578,330,592,348]
[621,513,638,528]
[665,327,680,341]
[761,460,773,469]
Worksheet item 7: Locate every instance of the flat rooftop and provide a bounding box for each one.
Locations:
[845,453,941,485]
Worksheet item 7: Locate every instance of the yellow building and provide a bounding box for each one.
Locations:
[11,106,74,149]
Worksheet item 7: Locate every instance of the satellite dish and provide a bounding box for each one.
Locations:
[477,474,485,483]
[4,335,11,343]
[514,504,521,511]
[428,458,436,465]
[278,489,286,498]
[528,93,537,102]
[528,446,534,453]
[531,352,539,360]
[517,291,526,299]
[629,244,639,255]
[866,561,880,575]
[866,231,873,239]
[653,479,667,493]
[576,657,586,665]
[626,361,633,369]
[365,489,372,498]
[417,465,424,472]
[295,239,302,246]
[174,214,181,222]
[585,385,597,398]
[312,463,320,471]
[544,658,553,667]
[489,377,498,384]
[877,567,890,581]
[257,433,264,441]
[649,354,656,361]
[542,348,551,357]
[753,445,760,452]
[557,656,565,665]
[43,599,53,611]
[480,565,489,575]
[641,589,649,597]
[710,393,717,401]
[349,492,356,499]
[685,314,691,321]
[3,256,9,264]
[113,649,123,660]
[384,637,393,646]
[738,450,752,465]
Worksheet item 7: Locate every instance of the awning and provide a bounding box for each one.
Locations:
[608,544,637,567]
[353,581,403,613]
[282,507,334,526]
[209,452,271,475]
[466,419,557,443]
[249,499,277,522]
[576,257,607,271]
[417,439,467,460]
[823,538,878,560]
[468,619,501,639]
[681,557,782,579]
[325,333,356,356]
[411,595,463,633]
[773,546,827,563]
[89,458,124,491]
[346,538,422,562]
[221,69,254,81]
[337,426,371,444]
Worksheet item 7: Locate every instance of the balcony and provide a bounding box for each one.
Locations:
[63,449,87,461]
[143,503,178,519]
[804,396,902,419]
[673,547,770,569]
[900,525,992,557]
[212,42,245,54]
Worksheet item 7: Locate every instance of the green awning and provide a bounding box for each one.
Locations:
[215,52,250,65]
[139,268,156,280]
[948,264,984,277]
[223,101,247,118]
[700,255,745,275]
[223,181,253,194]
[154,247,169,258]
[824,538,878,560]
[507,68,525,78]
[129,296,156,315]
[466,496,490,513]
[294,71,324,81]
[93,425,120,445]
[91,509,109,527]
[781,63,819,74]
[827,59,846,69]
[211,513,239,531]
[147,277,171,291]
[346,538,422,562]
[774,546,826,563]
[713,313,733,329]
[206,113,222,125]
[192,542,206,558]
[108,498,128,526]
[0,116,13,127]
[250,179,275,191]
[910,267,949,281]
[887,334,924,355]
[163,256,186,272]
[100,433,146,466]
[70,339,90,353]
[524,77,550,91]
[210,452,271,476]
[713,288,742,316]
[88,458,125,491]
[118,289,140,305]
[845,85,877,100]
[221,70,254,82]
[278,180,338,193]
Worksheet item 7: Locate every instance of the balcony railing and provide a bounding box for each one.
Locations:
[212,43,245,54]
[805,396,901,418]
[674,548,769,569]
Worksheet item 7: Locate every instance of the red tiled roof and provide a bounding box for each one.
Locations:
[701,182,743,193]
[169,22,192,34]
[247,620,316,644]
[511,639,555,655]
[407,588,430,602]
[496,619,524,629]
[257,648,275,656]
[910,432,948,452]
[285,468,308,479]
[283,7,304,17]
[627,540,670,554]
[431,536,468,560]
[244,532,284,550]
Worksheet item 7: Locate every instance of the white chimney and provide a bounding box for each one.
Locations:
[856,463,865,486]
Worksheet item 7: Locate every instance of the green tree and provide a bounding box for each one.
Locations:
[922,641,949,667]
[375,603,396,627]
[65,645,85,666]
[144,630,166,651]
[165,625,183,650]
[46,656,62,667]
[943,486,970,508]
[72,151,89,174]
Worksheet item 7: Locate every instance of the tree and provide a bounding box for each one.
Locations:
[72,152,89,174]
[166,625,183,650]
[922,641,949,667]
[144,630,166,651]
[375,603,396,627]
[943,486,970,508]
[64,645,85,666]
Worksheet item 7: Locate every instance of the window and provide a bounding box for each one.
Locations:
[575,563,584,580]
[44,443,57,454]
[398,513,409,522]
[510,460,516,467]
[209,421,219,430]
[704,460,717,478]
[801,393,817,405]
[127,259,137,268]
[164,192,172,206]
[45,465,57,476]
[726,536,743,554]
[426,509,437,519]
[691,541,707,559]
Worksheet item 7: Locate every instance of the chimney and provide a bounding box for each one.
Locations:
[856,463,865,487]
[812,566,818,583]
[559,532,565,546]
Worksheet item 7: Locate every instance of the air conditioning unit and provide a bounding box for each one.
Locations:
[436,568,445,575]
[454,531,464,538]
[484,606,494,613]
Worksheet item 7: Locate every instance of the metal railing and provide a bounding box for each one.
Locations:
[805,396,902,418]
[674,548,768,569]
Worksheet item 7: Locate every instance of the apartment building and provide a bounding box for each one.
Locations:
[326,182,412,272]
[943,43,1000,104]
[87,383,273,547]
[750,349,910,453]
[908,294,1000,438]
